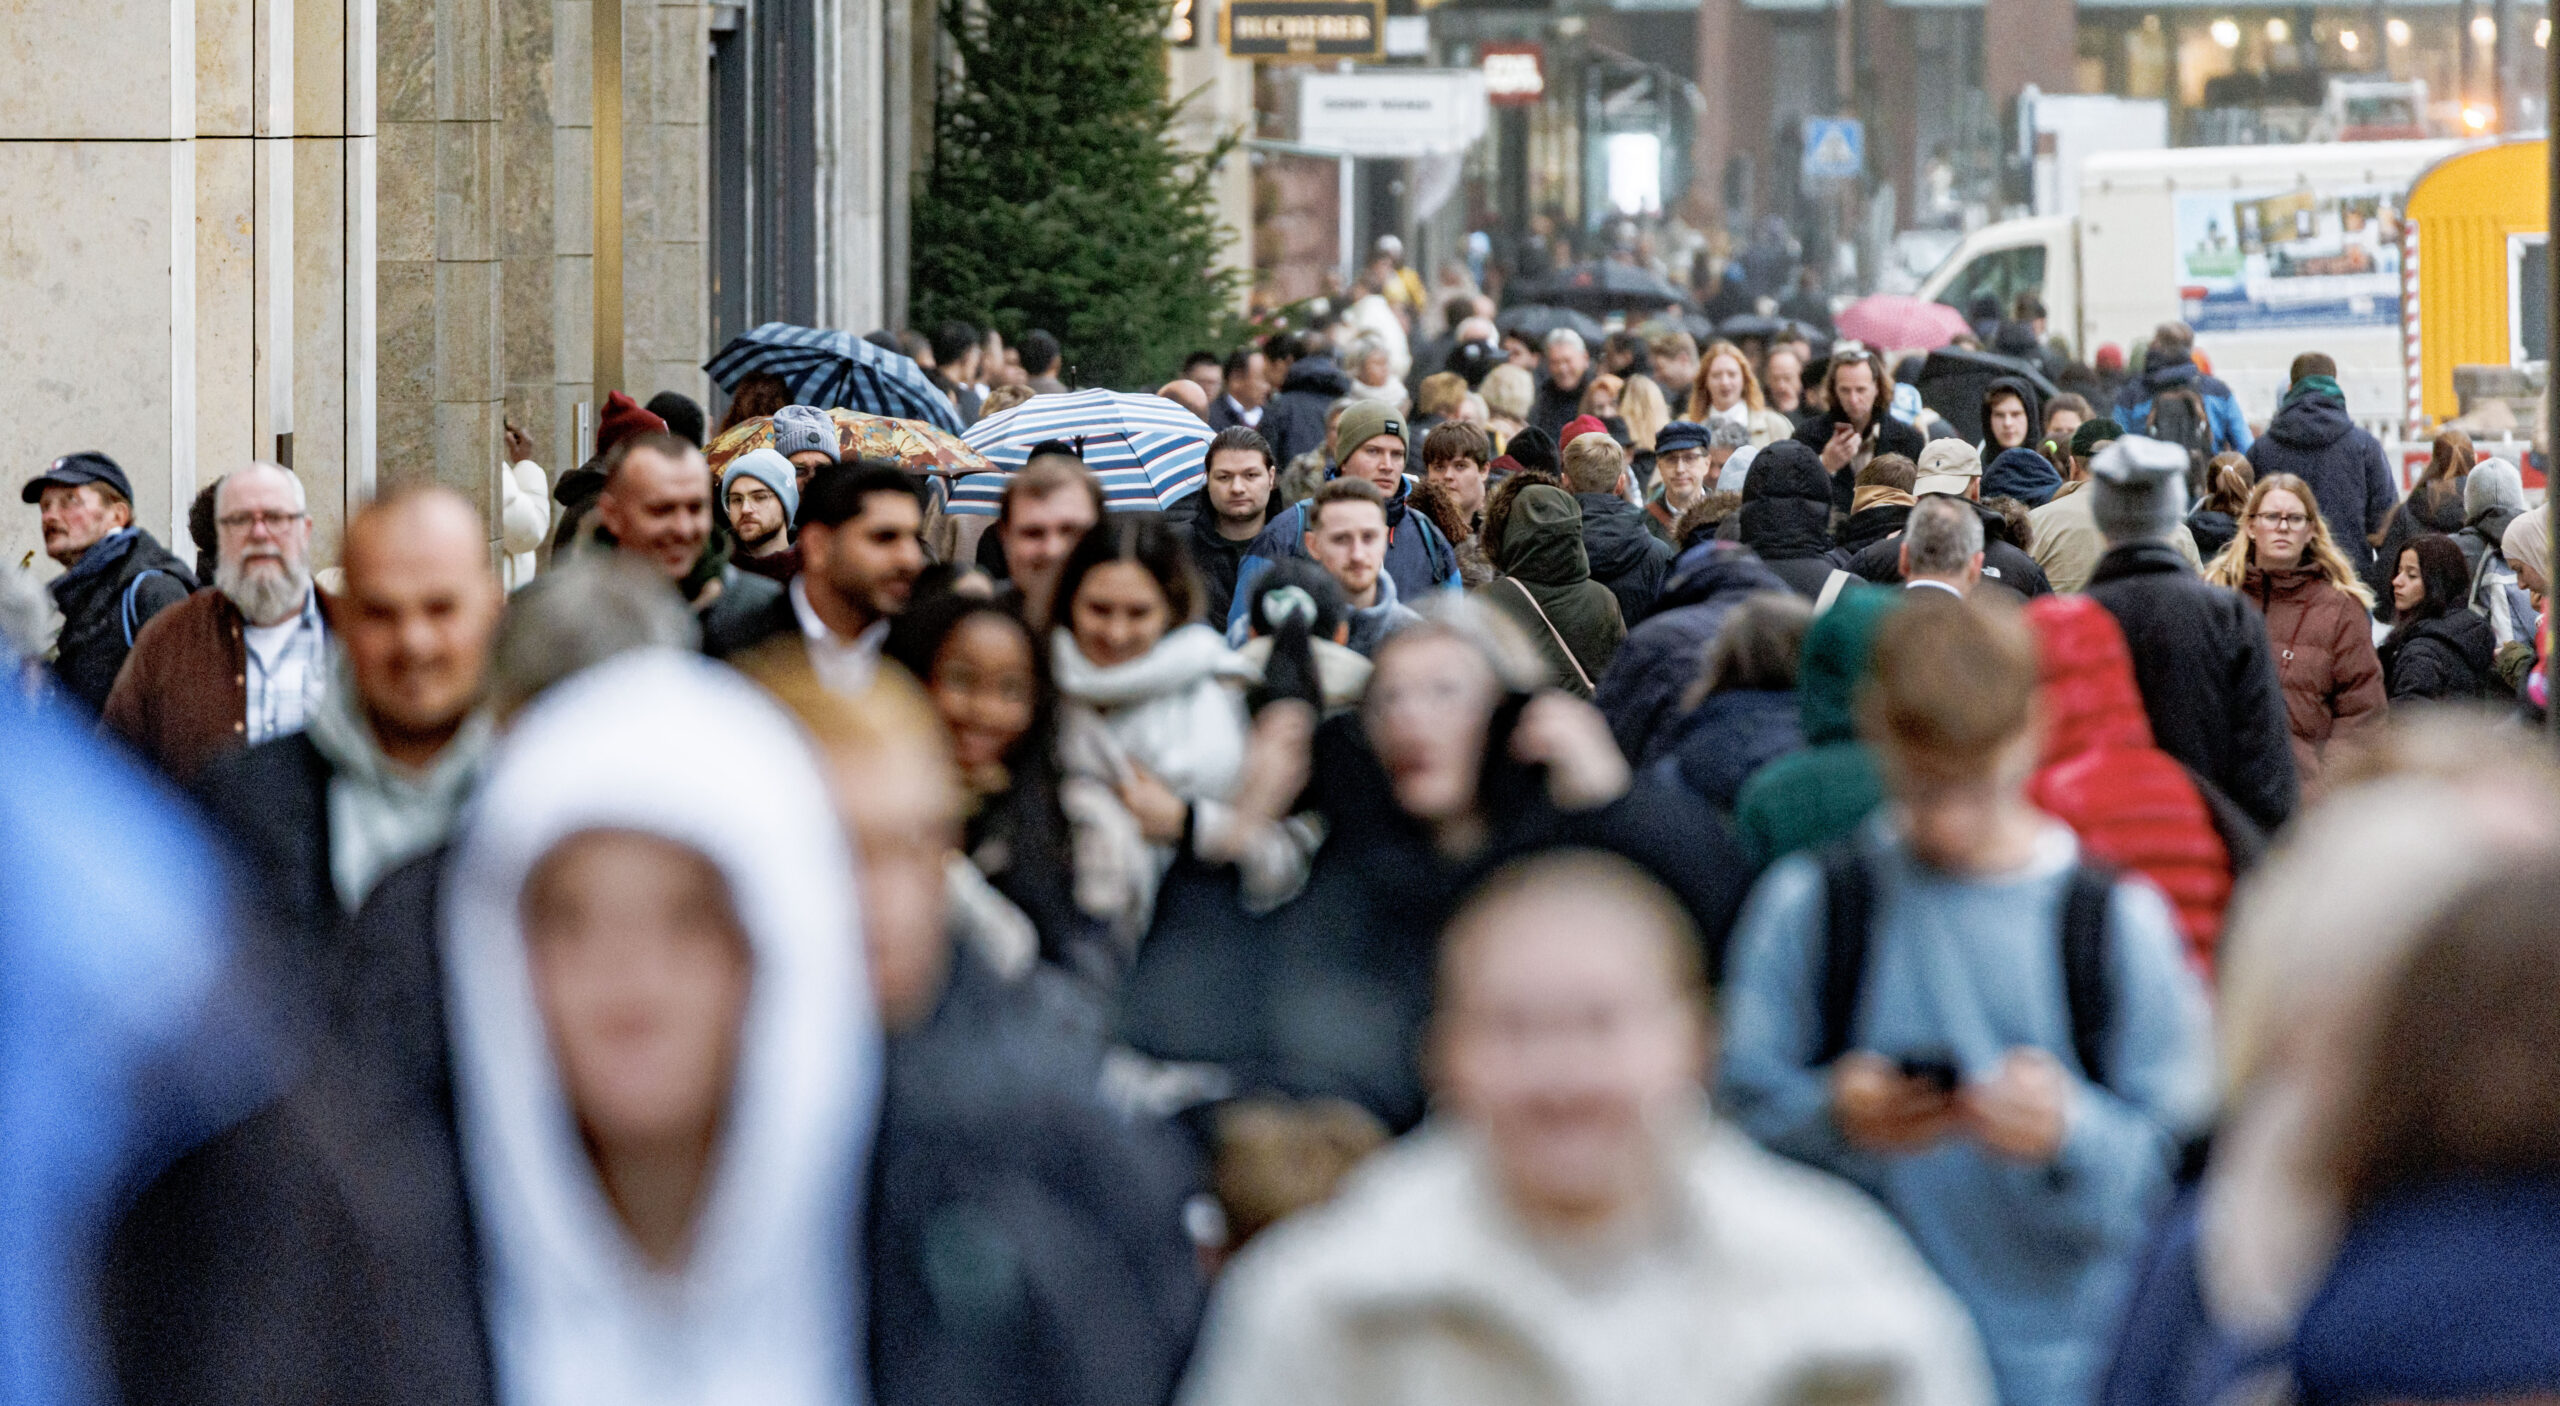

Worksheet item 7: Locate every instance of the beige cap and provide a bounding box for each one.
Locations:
[1913,438,1983,497]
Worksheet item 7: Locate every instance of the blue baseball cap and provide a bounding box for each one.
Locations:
[22,451,135,506]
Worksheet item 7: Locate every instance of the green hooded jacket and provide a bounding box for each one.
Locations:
[1733,584,1902,866]
[1479,484,1626,697]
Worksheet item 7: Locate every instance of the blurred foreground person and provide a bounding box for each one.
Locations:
[1181,853,1992,1406]
[1593,538,1787,767]
[766,665,1206,1406]
[2291,863,2560,1406]
[4,699,268,1406]
[1720,595,2214,1406]
[194,487,503,972]
[104,651,880,1406]
[1732,585,1901,865]
[2099,731,2560,1406]
[1124,598,1752,1133]
[712,463,929,693]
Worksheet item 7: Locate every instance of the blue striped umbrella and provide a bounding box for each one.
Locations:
[950,390,1213,515]
[704,323,964,433]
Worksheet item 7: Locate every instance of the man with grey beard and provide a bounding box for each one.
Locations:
[105,462,334,786]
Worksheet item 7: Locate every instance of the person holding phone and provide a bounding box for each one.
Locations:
[1721,594,2213,1406]
[1792,347,1928,516]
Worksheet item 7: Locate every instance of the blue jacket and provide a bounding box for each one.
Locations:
[1593,541,1790,765]
[3,701,265,1406]
[1719,820,2216,1406]
[1654,686,1803,813]
[2096,1192,2292,1406]
[1224,480,1460,640]
[2114,351,2254,456]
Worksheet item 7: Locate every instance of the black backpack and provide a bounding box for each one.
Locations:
[1811,845,2119,1088]
[2143,386,2216,488]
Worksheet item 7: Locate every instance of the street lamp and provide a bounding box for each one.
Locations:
[2211,18,2242,47]
[2387,17,2412,44]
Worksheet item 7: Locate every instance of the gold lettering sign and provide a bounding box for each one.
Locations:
[1222,0,1382,59]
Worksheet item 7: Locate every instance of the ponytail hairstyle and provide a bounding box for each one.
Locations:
[2199,452,2256,517]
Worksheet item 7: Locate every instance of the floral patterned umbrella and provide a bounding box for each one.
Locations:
[703,408,994,479]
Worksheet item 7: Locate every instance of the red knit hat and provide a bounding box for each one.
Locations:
[595,391,669,460]
[1561,414,1611,447]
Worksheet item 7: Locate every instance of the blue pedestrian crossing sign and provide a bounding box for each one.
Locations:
[1802,118,1864,182]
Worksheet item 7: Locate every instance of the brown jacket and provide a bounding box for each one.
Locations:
[101,589,337,787]
[2241,565,2385,795]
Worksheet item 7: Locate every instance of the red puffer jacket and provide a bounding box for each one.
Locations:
[2026,595,2234,973]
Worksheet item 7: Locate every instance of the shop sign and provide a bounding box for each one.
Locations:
[1224,0,1383,59]
[1481,42,1544,106]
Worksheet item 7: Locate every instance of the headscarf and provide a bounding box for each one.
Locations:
[441,649,877,1406]
[2501,508,2551,584]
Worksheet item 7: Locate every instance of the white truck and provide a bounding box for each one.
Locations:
[1916,138,2466,433]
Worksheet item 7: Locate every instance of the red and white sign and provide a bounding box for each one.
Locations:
[1480,42,1543,107]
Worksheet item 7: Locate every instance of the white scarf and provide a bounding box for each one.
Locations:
[440,650,877,1406]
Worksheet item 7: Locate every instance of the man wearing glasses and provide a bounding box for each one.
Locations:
[20,451,196,713]
[105,462,332,786]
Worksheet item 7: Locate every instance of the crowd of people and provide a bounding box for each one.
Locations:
[8,300,2560,1406]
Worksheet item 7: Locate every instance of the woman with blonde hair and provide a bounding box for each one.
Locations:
[1479,364,1533,449]
[1617,374,1671,453]
[2205,472,2385,794]
[1686,339,1796,446]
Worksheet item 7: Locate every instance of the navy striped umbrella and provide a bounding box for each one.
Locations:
[951,390,1213,515]
[704,323,963,433]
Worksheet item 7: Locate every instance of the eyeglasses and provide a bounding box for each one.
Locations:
[2251,512,2310,530]
[216,510,308,534]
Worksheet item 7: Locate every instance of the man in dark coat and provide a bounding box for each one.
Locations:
[193,489,501,984]
[1180,427,1278,627]
[1560,423,1671,627]
[1260,333,1352,467]
[1735,441,1853,599]
[1529,329,1593,443]
[1848,497,2052,601]
[23,452,195,712]
[1591,539,1788,766]
[2244,354,2396,573]
[1791,350,1928,514]
[2081,438,2298,834]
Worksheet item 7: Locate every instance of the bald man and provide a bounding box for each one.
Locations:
[1157,378,1211,421]
[196,486,506,971]
[105,461,329,786]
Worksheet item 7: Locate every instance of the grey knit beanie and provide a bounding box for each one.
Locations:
[2090,435,2191,545]
[772,404,839,463]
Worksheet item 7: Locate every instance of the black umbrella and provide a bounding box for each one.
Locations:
[1915,348,2060,444]
[1715,312,1786,343]
[1512,261,1692,315]
[1497,304,1607,344]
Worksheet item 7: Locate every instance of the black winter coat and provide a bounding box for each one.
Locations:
[2245,391,2397,571]
[1839,503,1911,556]
[2382,608,2500,702]
[869,945,1206,1406]
[103,850,496,1406]
[2086,541,2300,833]
[1575,491,1672,627]
[47,528,195,713]
[194,732,344,1000]
[1184,508,1259,630]
[1121,708,1755,1131]
[1847,501,2052,601]
[1261,356,1351,466]
[2186,508,2241,561]
[1530,374,1588,443]
[1658,686,1802,813]
[1737,441,1852,599]
[1591,543,1788,766]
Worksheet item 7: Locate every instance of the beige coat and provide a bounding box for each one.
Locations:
[2029,481,2202,593]
[1181,1121,1993,1406]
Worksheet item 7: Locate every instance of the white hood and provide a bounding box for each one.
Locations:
[440,649,878,1406]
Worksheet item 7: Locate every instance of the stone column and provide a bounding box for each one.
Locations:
[0,0,197,566]
[624,0,710,403]
[820,0,889,333]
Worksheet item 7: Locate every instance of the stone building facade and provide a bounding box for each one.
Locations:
[2,0,908,573]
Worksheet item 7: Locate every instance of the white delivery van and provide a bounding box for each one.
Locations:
[1917,139,2467,433]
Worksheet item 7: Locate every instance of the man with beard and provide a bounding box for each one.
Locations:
[105,462,329,786]
[22,451,195,712]
[194,487,505,973]
[721,447,802,583]
[712,462,928,695]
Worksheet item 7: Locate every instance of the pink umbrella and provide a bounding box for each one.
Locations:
[1835,295,1972,353]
